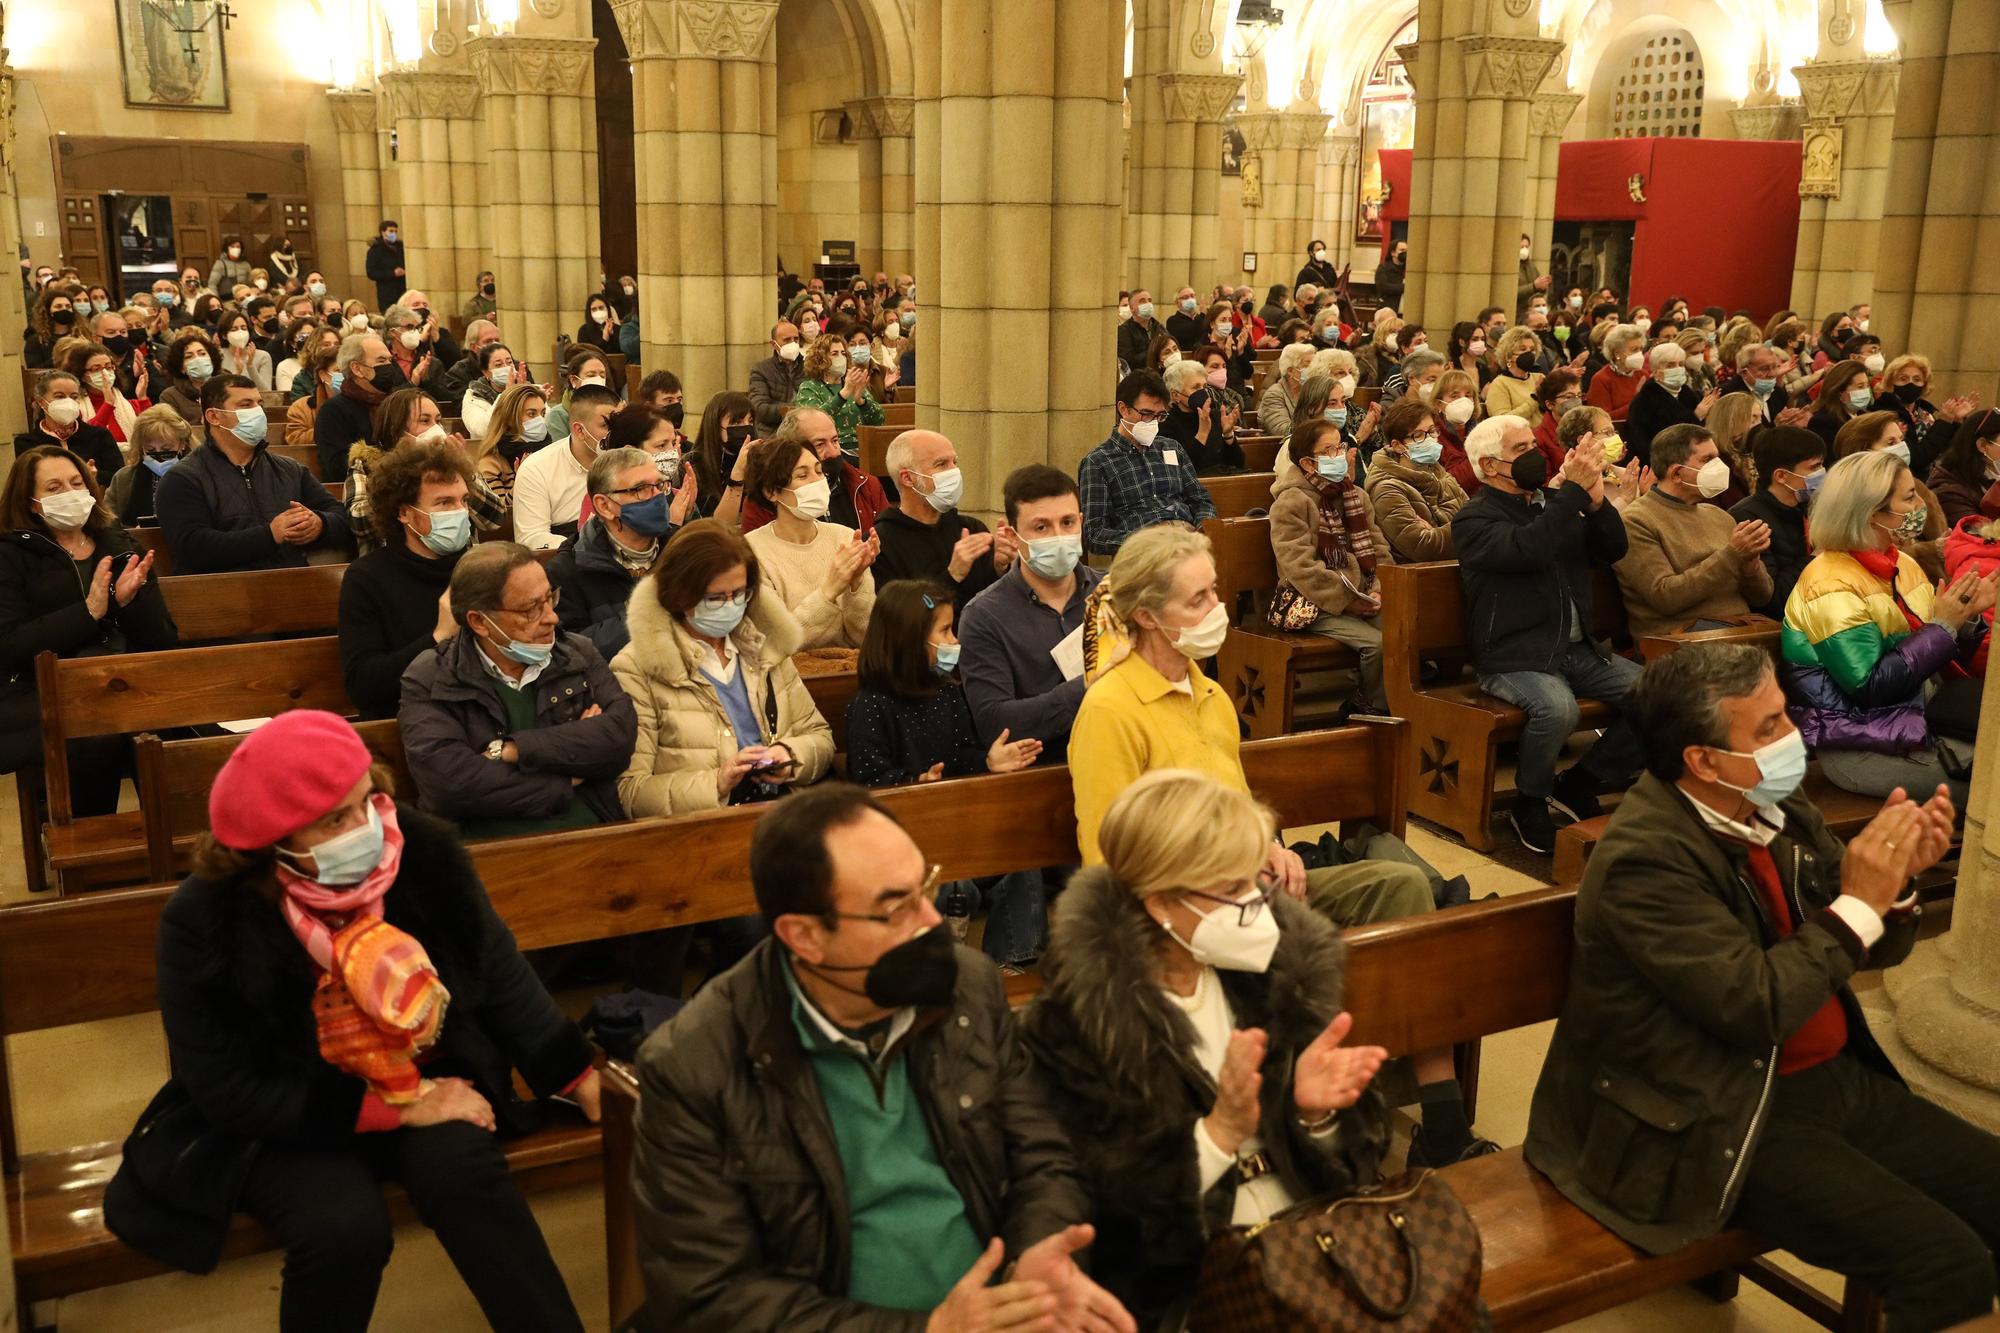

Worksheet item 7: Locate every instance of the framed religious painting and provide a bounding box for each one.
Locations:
[1355,19,1415,243]
[117,0,232,112]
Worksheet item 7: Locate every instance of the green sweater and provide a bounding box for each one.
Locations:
[453,679,603,841]
[785,969,982,1311]
[794,376,885,455]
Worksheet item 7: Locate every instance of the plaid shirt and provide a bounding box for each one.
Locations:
[1078,428,1217,555]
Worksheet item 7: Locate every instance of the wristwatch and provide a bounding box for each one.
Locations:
[485,736,508,761]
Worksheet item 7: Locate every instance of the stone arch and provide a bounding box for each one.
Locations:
[1565,0,1790,131]
[1295,1,1418,131]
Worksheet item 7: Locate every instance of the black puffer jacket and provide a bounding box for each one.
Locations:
[104,806,594,1272]
[1450,478,1629,675]
[547,517,650,660]
[1022,868,1387,1332]
[630,937,1089,1331]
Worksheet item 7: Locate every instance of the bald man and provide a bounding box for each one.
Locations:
[871,428,1014,609]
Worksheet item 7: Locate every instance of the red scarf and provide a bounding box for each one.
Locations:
[1849,546,1925,635]
[1303,467,1379,614]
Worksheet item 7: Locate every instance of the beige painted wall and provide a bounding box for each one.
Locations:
[9,0,355,296]
[776,0,862,278]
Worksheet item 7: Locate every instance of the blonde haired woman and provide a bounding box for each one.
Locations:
[792,332,884,459]
[471,383,551,508]
[105,405,197,527]
[1023,768,1389,1332]
[1705,388,1764,502]
[1484,326,1545,421]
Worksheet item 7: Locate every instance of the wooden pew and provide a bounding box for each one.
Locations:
[1205,516,1357,739]
[1202,471,1277,520]
[0,724,1407,1321]
[802,668,859,756]
[1378,561,1627,852]
[1637,620,1780,662]
[269,441,321,479]
[882,401,915,429]
[125,527,175,577]
[157,564,347,644]
[1237,432,1281,472]
[858,422,900,476]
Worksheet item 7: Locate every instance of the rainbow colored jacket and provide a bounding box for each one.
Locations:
[1779,550,1958,753]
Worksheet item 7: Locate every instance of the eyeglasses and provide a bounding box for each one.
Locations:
[1406,432,1441,445]
[611,481,665,501]
[493,588,560,619]
[1183,873,1279,926]
[1126,407,1168,423]
[826,864,944,926]
[697,589,750,611]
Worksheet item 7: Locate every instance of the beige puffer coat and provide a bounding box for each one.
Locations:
[610,576,834,817]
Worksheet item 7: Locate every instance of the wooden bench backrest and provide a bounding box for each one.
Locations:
[1204,516,1278,615]
[127,527,176,577]
[859,424,898,476]
[1238,434,1281,472]
[1204,471,1276,519]
[801,669,858,754]
[1379,560,1628,687]
[1639,623,1781,663]
[158,566,348,643]
[269,442,321,479]
[882,402,915,429]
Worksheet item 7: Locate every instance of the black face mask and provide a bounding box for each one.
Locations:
[51,309,75,327]
[370,361,408,394]
[661,403,685,430]
[801,926,959,1010]
[1516,352,1536,372]
[1510,450,1550,491]
[500,437,539,464]
[103,334,131,356]
[482,283,496,297]
[1893,382,1923,404]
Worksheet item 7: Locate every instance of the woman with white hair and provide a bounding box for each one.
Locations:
[1782,450,1992,806]
[1257,340,1317,437]
[1160,357,1242,474]
[1022,768,1389,1332]
[1585,323,1648,424]
[1621,339,1704,469]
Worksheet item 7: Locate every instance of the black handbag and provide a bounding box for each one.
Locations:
[102,1081,261,1274]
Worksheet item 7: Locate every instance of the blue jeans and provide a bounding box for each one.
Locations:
[938,869,1051,966]
[1480,644,1644,799]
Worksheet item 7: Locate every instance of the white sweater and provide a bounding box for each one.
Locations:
[744,520,877,650]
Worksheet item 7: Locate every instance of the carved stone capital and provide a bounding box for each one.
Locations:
[327,89,378,135]
[1454,35,1566,100]
[1794,55,1901,123]
[1234,111,1282,152]
[468,35,597,97]
[680,1,780,59]
[1394,42,1420,95]
[379,70,482,122]
[1728,97,1803,141]
[1158,71,1241,124]
[1320,132,1360,167]
[844,95,915,139]
[1277,110,1330,150]
[1529,91,1582,137]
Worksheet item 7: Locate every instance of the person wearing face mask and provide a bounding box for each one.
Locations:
[1484,326,1546,422]
[1451,416,1643,853]
[216,311,274,390]
[1622,340,1705,468]
[1268,420,1392,713]
[0,444,176,803]
[1295,239,1339,294]
[792,333,886,460]
[105,710,600,1333]
[1391,346,1448,416]
[1612,424,1774,639]
[207,234,252,292]
[511,384,618,551]
[1832,412,1949,581]
[1731,427,1828,620]
[1807,359,1878,453]
[1079,371,1217,557]
[1516,232,1553,317]
[434,318,503,409]
[1530,367,1585,480]
[1524,645,2000,1332]
[1025,768,1389,1330]
[1256,341,1316,438]
[545,348,609,440]
[549,434,701,659]
[1159,357,1245,475]
[365,218,406,309]
[1583,324,1648,425]
[157,329,224,427]
[105,406,197,528]
[630,782,1127,1333]
[737,408,891,536]
[337,441,480,719]
[26,369,126,485]
[744,435,879,650]
[471,383,551,506]
[1164,286,1207,351]
[312,333,402,481]
[285,337,343,445]
[1376,323,1429,404]
[748,319,806,429]
[398,541,637,839]
[462,270,498,322]
[458,340,520,440]
[1782,450,1990,807]
[1427,368,1483,491]
[1926,407,2000,529]
[687,390,755,524]
[1364,400,1467,562]
[575,294,620,355]
[1876,353,1979,476]
[1117,287,1160,368]
[871,430,1010,608]
[23,284,79,369]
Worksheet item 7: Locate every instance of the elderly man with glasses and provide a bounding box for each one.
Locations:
[548,445,700,658]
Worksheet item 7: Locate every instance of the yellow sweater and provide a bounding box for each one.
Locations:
[1070,652,1247,864]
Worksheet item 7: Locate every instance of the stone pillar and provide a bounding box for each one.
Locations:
[377,69,484,312]
[1524,91,1581,269]
[1402,1,1563,332]
[1314,131,1360,275]
[1125,0,1238,300]
[845,96,915,279]
[610,0,779,402]
[1238,110,1329,278]
[1790,58,1900,321]
[469,35,601,367]
[328,90,383,299]
[915,0,1123,504]
[0,33,27,440]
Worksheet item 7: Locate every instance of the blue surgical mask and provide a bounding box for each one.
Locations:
[1407,440,1444,467]
[185,356,213,382]
[1884,440,1912,466]
[933,642,962,675]
[849,344,872,366]
[415,506,472,555]
[520,414,550,443]
[159,292,179,309]
[1801,468,1826,502]
[1324,406,1349,428]
[288,800,387,887]
[230,404,268,445]
[617,491,674,538]
[1314,454,1349,483]
[142,454,180,479]
[483,618,554,666]
[687,592,750,639]
[1847,388,1873,411]
[1751,377,1777,396]
[1180,297,1198,314]
[1022,533,1082,579]
[900,310,917,329]
[1713,728,1809,808]
[329,370,345,396]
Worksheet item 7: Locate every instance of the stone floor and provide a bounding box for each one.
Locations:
[5,784,1851,1331]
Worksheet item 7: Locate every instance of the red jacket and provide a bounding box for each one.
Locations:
[1944,514,2000,674]
[1532,410,1566,476]
[740,458,889,535]
[1585,366,1644,422]
[1439,420,1477,494]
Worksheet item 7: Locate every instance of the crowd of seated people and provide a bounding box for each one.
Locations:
[14,249,2000,1332]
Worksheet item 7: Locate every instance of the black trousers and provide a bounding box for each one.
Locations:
[1730,1053,2000,1332]
[237,1120,583,1333]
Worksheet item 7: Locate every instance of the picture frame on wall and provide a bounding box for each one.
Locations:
[117,0,231,112]
[1221,125,1247,178]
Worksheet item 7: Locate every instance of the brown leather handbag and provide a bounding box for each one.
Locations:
[1186,1169,1490,1331]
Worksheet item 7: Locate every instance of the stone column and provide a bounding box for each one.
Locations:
[377,69,484,312]
[0,34,27,439]
[845,95,915,279]
[1314,130,1361,274]
[328,90,383,298]
[610,0,779,403]
[469,35,601,367]
[1402,0,1563,331]
[915,0,1123,505]
[1237,110,1329,277]
[1524,91,1581,269]
[1790,58,1901,321]
[1125,0,1239,300]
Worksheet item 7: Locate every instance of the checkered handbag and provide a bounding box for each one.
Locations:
[1185,1168,1491,1332]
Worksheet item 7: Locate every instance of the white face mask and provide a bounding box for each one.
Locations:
[1118,304,1131,321]
[1336,375,1358,397]
[921,466,964,512]
[785,475,832,520]
[413,424,448,445]
[37,488,97,530]
[1622,352,1644,372]
[1126,417,1160,447]
[226,328,251,348]
[1857,319,1870,333]
[1519,245,1532,262]
[1165,602,1229,659]
[400,330,422,351]
[43,398,84,427]
[490,364,514,387]
[1166,890,1281,973]
[350,315,370,331]
[777,342,802,362]
[1864,353,1885,375]
[1443,397,1476,426]
[800,320,821,338]
[1682,456,1732,498]
[579,375,607,388]
[1636,318,1652,334]
[1416,382,1435,402]
[829,356,848,377]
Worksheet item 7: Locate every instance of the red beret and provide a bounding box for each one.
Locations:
[208,710,373,850]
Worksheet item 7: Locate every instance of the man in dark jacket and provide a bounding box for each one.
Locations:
[1450,415,1641,852]
[630,784,1130,1332]
[399,542,637,840]
[365,219,406,311]
[435,318,502,411]
[1116,289,1161,369]
[747,320,804,430]
[1731,426,1824,620]
[1374,239,1407,314]
[1525,645,1998,1332]
[871,430,1008,612]
[156,376,352,573]
[316,332,401,481]
[548,447,685,658]
[1164,286,1207,352]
